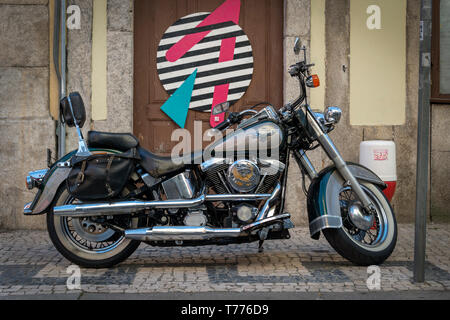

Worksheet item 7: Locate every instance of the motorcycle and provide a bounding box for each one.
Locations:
[24,38,397,268]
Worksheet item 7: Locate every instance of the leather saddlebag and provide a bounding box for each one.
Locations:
[66,149,139,200]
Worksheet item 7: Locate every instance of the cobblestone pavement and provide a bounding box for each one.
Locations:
[0,224,449,297]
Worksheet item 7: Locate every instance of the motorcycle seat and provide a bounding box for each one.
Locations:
[87,131,139,151]
[137,146,203,178]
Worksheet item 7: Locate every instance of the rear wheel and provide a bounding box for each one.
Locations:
[47,186,141,268]
[322,181,397,266]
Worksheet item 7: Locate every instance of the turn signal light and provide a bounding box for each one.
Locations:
[306,75,320,88]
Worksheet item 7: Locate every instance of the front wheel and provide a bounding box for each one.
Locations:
[47,186,141,268]
[322,181,397,266]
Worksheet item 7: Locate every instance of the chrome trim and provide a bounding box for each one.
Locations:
[306,108,374,209]
[348,202,374,230]
[26,169,49,190]
[205,194,271,201]
[66,94,91,157]
[200,158,230,172]
[227,159,261,193]
[125,226,242,241]
[293,149,318,180]
[256,183,282,221]
[162,171,195,199]
[217,171,232,193]
[56,161,71,168]
[53,191,207,217]
[324,107,342,125]
[26,176,33,190]
[236,106,280,130]
[309,215,342,237]
[124,213,291,241]
[307,164,384,237]
[32,167,71,214]
[241,213,291,232]
[53,189,273,218]
[258,159,285,175]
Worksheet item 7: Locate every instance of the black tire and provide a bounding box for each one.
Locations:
[47,186,141,268]
[322,182,397,266]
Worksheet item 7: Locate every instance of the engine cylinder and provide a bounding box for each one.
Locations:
[227,160,260,193]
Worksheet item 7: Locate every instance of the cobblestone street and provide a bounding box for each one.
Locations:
[0,224,449,299]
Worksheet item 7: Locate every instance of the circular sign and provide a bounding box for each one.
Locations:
[156,12,254,112]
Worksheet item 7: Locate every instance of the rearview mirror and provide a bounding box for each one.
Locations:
[211,101,230,115]
[294,37,301,55]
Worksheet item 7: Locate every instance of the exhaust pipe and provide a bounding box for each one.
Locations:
[53,193,206,217]
[53,192,272,218]
[124,213,291,241]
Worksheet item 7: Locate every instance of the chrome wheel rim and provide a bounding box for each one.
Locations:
[339,185,389,249]
[59,196,126,254]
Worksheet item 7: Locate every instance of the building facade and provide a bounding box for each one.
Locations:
[0,0,448,230]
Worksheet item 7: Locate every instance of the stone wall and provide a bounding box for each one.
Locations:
[431,104,450,222]
[0,0,55,230]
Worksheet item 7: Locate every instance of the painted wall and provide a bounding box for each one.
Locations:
[349,0,406,126]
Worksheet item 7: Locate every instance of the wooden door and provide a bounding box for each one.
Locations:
[134,0,284,154]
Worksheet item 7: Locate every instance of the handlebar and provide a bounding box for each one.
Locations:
[213,109,258,131]
[214,118,231,131]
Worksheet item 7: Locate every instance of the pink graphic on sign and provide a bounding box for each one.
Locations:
[164,0,243,128]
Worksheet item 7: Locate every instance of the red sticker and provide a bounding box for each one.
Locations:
[373,149,388,161]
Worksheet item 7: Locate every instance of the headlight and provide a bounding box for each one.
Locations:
[324,107,342,125]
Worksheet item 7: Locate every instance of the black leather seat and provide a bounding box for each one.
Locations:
[88,131,139,151]
[87,131,203,178]
[138,147,203,178]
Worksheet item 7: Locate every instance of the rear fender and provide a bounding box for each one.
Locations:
[24,148,121,216]
[306,162,386,239]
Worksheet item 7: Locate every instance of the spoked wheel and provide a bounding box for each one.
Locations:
[322,181,397,266]
[47,186,141,268]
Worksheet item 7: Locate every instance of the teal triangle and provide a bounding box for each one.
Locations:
[160,69,197,128]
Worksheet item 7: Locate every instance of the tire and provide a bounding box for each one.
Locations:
[47,186,141,268]
[322,181,397,266]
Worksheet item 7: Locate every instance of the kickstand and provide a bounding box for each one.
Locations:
[258,240,264,253]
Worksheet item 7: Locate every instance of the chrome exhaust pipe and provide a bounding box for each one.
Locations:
[53,193,207,217]
[125,226,242,241]
[53,193,272,218]
[124,213,291,241]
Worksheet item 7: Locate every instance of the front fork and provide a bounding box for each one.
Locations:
[294,108,376,214]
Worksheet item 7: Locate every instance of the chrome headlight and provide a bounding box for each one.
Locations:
[324,107,342,125]
[26,169,49,190]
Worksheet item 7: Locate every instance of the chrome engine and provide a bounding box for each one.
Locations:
[227,160,261,192]
[183,208,208,226]
[201,158,285,195]
[159,159,284,228]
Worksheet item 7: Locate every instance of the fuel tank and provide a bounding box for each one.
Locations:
[204,121,284,159]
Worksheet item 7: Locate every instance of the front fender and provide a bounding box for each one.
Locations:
[24,148,121,216]
[306,162,386,239]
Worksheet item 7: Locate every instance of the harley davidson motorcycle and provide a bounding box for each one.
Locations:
[24,38,397,268]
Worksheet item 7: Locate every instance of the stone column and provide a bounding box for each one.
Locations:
[0,0,55,230]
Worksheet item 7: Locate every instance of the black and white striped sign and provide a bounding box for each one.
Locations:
[157,12,254,112]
